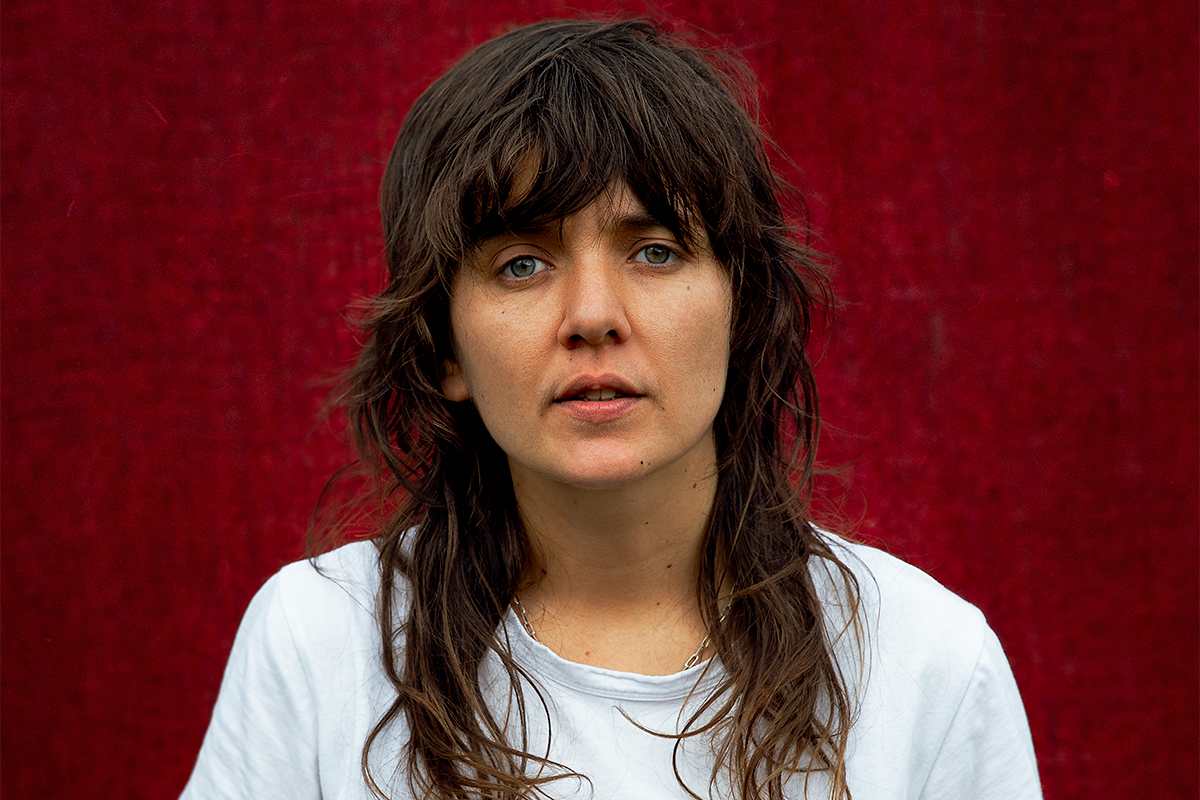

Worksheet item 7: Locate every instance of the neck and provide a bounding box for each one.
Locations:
[508,441,720,674]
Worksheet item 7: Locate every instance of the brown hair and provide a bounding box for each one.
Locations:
[332,18,861,800]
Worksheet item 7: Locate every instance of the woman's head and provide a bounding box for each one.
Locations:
[360,19,829,494]
[343,21,854,800]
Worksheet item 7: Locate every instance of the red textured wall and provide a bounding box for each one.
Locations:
[3,1,1196,797]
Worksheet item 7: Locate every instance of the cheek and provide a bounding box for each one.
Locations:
[682,284,732,364]
[648,282,732,397]
[449,299,544,414]
[449,286,502,387]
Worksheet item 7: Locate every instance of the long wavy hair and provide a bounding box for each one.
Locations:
[330,18,862,800]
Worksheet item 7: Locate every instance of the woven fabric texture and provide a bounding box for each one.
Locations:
[2,1,1197,797]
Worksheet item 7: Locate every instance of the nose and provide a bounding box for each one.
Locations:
[556,262,632,348]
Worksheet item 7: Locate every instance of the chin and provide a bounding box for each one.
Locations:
[552,460,655,491]
[537,440,662,489]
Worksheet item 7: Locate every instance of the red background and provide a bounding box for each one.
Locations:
[3,1,1196,797]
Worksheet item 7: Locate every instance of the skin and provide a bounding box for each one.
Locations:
[443,183,732,674]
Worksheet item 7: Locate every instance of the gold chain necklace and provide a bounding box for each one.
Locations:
[511,594,729,671]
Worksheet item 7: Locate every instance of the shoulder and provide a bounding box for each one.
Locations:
[829,536,991,715]
[266,539,382,617]
[814,534,1042,798]
[198,539,391,721]
[181,540,396,800]
[815,534,988,666]
[220,538,387,684]
[248,540,391,665]
[808,532,995,734]
[838,536,987,650]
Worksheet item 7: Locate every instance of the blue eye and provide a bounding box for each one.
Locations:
[501,255,548,279]
[635,245,677,265]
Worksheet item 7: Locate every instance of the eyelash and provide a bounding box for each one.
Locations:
[496,243,682,281]
[632,244,680,266]
[499,255,550,280]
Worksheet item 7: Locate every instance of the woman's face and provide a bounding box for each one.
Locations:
[442,183,732,492]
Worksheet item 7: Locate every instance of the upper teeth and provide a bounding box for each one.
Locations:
[581,388,618,401]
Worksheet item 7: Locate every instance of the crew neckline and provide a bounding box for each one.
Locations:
[501,608,725,702]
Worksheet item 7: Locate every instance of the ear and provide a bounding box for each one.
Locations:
[441,359,471,401]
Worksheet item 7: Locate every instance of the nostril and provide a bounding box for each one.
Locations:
[565,329,622,347]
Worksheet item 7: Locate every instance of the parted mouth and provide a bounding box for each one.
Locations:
[561,388,635,402]
[554,375,641,403]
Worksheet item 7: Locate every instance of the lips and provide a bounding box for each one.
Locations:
[569,388,631,401]
[553,374,641,403]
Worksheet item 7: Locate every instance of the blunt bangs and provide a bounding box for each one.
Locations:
[396,20,776,269]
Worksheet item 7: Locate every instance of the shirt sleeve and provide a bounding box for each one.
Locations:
[180,572,322,800]
[917,625,1042,800]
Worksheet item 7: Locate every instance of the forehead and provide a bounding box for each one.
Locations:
[514,184,665,238]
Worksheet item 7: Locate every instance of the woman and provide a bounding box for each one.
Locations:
[182,19,1041,800]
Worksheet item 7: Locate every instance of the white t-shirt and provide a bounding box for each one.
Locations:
[181,537,1042,799]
